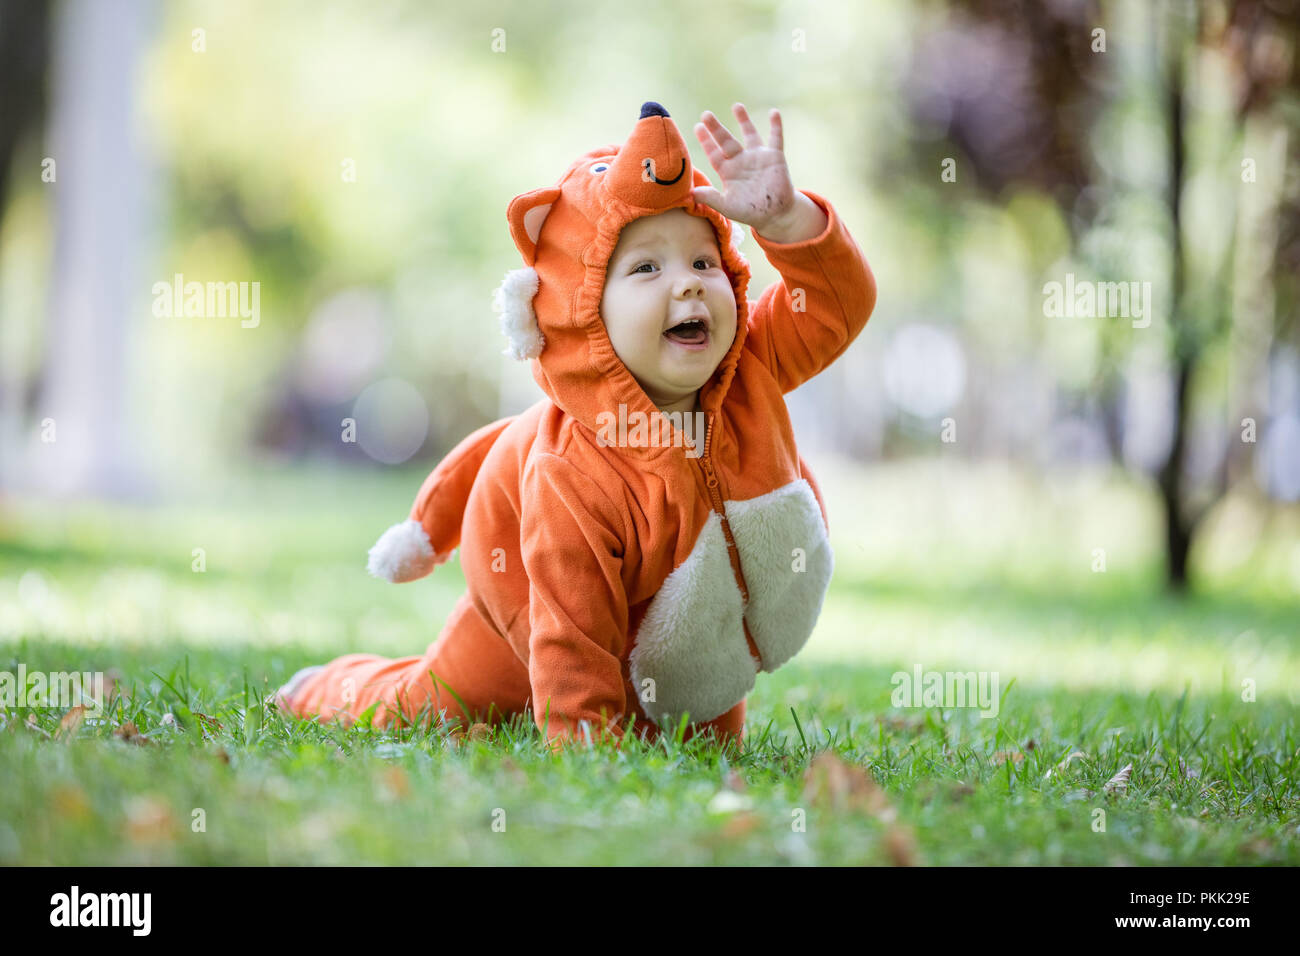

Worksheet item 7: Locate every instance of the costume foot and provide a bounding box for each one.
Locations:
[270,665,326,714]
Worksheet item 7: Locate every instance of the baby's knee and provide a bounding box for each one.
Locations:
[696,698,747,750]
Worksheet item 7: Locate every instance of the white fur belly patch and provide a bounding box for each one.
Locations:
[628,512,754,725]
[628,479,833,725]
[725,479,834,672]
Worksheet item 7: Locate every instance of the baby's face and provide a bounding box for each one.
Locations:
[599,208,738,413]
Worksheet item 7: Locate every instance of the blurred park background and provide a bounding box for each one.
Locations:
[0,0,1298,679]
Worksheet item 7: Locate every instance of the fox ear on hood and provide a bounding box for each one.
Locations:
[506,185,561,266]
[495,185,561,361]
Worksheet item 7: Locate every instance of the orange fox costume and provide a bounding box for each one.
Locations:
[281,102,878,750]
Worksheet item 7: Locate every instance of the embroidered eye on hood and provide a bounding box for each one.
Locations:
[493,101,753,458]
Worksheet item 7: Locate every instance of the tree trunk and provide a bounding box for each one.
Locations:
[26,0,154,500]
[1156,0,1194,593]
[1159,360,1193,589]
[0,0,52,492]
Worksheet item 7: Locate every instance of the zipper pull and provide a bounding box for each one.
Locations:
[702,413,719,487]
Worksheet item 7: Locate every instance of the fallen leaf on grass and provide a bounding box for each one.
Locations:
[949,782,976,802]
[377,765,411,801]
[876,714,925,734]
[123,795,177,844]
[1103,762,1133,796]
[1241,838,1272,858]
[803,752,892,819]
[993,751,1024,766]
[1044,750,1089,780]
[192,711,224,733]
[885,826,919,866]
[719,811,761,838]
[467,722,491,742]
[56,705,85,743]
[802,754,921,866]
[113,721,153,746]
[499,756,528,786]
[51,784,91,822]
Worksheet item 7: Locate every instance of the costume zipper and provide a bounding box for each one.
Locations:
[702,411,759,658]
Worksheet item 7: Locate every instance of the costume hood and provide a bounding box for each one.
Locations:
[493,101,752,455]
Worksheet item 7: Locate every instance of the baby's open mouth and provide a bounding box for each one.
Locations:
[663,318,709,347]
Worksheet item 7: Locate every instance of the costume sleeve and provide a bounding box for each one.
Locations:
[520,452,631,751]
[742,189,878,394]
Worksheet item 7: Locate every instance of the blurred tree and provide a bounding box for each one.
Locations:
[1157,0,1297,590]
[0,0,49,222]
[899,0,1118,453]
[35,0,156,499]
[0,0,51,489]
[905,0,1298,592]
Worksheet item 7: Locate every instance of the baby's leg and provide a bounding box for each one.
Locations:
[282,592,532,730]
[692,698,746,753]
[627,698,746,754]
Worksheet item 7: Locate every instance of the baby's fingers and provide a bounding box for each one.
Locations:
[732,103,765,149]
[694,122,726,172]
[696,111,744,165]
[691,184,729,217]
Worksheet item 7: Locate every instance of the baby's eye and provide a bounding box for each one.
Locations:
[694,257,717,269]
[631,261,655,274]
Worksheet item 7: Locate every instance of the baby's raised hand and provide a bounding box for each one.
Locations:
[692,103,826,244]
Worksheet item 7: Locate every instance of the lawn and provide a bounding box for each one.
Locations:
[1,457,1296,865]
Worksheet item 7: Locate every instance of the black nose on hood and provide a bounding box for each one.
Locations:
[639,101,670,119]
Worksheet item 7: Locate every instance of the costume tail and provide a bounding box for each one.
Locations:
[366,417,515,582]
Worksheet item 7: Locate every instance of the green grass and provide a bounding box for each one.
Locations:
[0,458,1297,865]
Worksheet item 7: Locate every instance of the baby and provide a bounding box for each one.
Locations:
[275,101,878,752]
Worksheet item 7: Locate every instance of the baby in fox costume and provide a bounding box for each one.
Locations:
[276,101,877,751]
